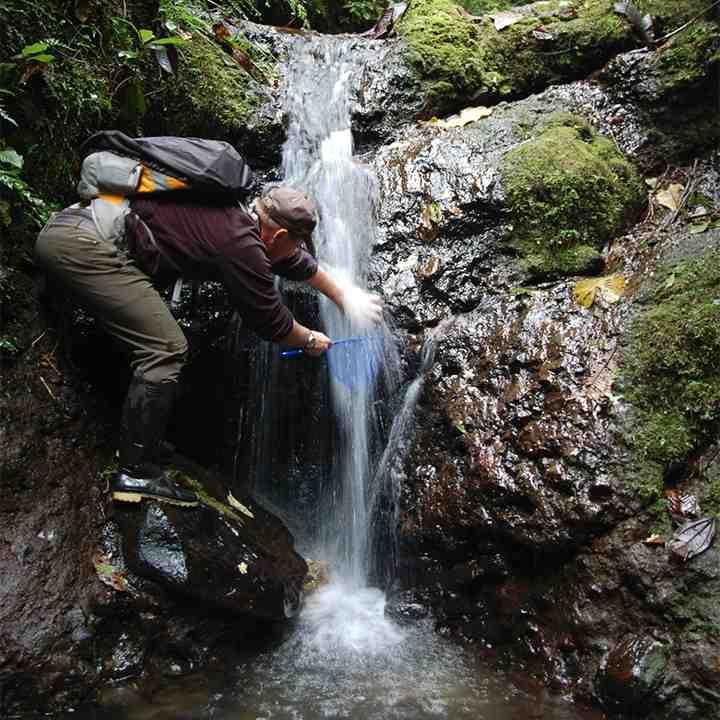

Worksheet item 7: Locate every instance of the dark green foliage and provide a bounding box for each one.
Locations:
[501,114,645,277]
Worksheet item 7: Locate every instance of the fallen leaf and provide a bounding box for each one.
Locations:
[613,0,655,46]
[643,533,665,545]
[93,553,127,592]
[489,10,524,30]
[212,22,231,41]
[667,517,716,562]
[360,2,408,39]
[689,221,710,234]
[227,491,255,518]
[152,46,174,74]
[532,27,557,41]
[420,256,441,278]
[573,274,625,308]
[688,205,710,219]
[644,177,659,188]
[655,183,684,211]
[431,106,493,129]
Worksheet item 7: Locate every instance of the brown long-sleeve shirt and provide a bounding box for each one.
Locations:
[129,195,318,341]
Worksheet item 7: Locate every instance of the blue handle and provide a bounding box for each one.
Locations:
[280,336,369,359]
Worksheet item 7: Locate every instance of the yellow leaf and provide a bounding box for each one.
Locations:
[573,277,599,308]
[433,106,493,129]
[602,274,625,304]
[573,274,625,308]
[655,183,684,211]
[227,491,255,518]
[643,533,665,546]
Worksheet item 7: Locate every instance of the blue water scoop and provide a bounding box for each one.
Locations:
[281,334,384,389]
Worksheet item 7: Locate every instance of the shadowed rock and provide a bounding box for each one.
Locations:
[111,457,307,620]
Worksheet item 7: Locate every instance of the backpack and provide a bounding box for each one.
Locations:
[76,131,255,311]
[79,131,254,200]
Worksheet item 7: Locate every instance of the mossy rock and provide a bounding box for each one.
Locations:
[623,251,720,512]
[653,19,720,94]
[151,35,269,144]
[500,114,645,277]
[397,0,713,114]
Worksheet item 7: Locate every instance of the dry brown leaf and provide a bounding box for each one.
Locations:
[643,533,665,546]
[655,183,684,211]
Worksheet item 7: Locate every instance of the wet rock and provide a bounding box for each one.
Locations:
[113,458,307,621]
[598,635,669,714]
[385,590,430,622]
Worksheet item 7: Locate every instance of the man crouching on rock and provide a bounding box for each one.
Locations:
[35,185,381,507]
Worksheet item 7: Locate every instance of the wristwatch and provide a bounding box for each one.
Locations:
[304,331,317,351]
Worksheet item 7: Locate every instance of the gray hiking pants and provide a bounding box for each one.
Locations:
[34,207,187,384]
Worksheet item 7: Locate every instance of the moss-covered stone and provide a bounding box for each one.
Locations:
[654,20,720,93]
[397,0,713,114]
[155,35,263,136]
[501,114,645,277]
[623,252,720,511]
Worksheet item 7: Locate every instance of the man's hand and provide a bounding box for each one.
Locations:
[342,285,383,329]
[304,330,332,357]
[307,268,384,328]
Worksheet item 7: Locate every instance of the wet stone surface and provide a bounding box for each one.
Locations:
[112,457,307,620]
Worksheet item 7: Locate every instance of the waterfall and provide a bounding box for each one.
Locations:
[280,36,398,586]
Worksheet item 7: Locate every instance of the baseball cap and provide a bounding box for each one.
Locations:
[258,186,317,239]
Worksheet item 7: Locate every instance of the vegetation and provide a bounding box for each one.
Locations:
[396,0,715,114]
[501,113,645,277]
[623,253,720,513]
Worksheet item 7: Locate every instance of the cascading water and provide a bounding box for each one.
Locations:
[281,36,398,587]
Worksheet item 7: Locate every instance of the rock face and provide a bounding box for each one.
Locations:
[365,73,720,719]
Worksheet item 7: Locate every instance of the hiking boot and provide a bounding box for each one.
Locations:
[111,469,198,507]
[114,375,198,508]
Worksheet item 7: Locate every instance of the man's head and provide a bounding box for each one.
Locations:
[255,186,317,262]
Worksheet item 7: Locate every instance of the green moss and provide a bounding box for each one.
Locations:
[623,253,720,509]
[500,114,644,277]
[158,35,262,136]
[654,20,720,92]
[397,0,712,114]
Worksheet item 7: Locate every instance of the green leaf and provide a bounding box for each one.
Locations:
[138,29,155,45]
[0,338,19,353]
[149,36,186,46]
[0,200,10,226]
[20,41,49,57]
[689,221,711,235]
[30,54,54,64]
[0,149,24,170]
